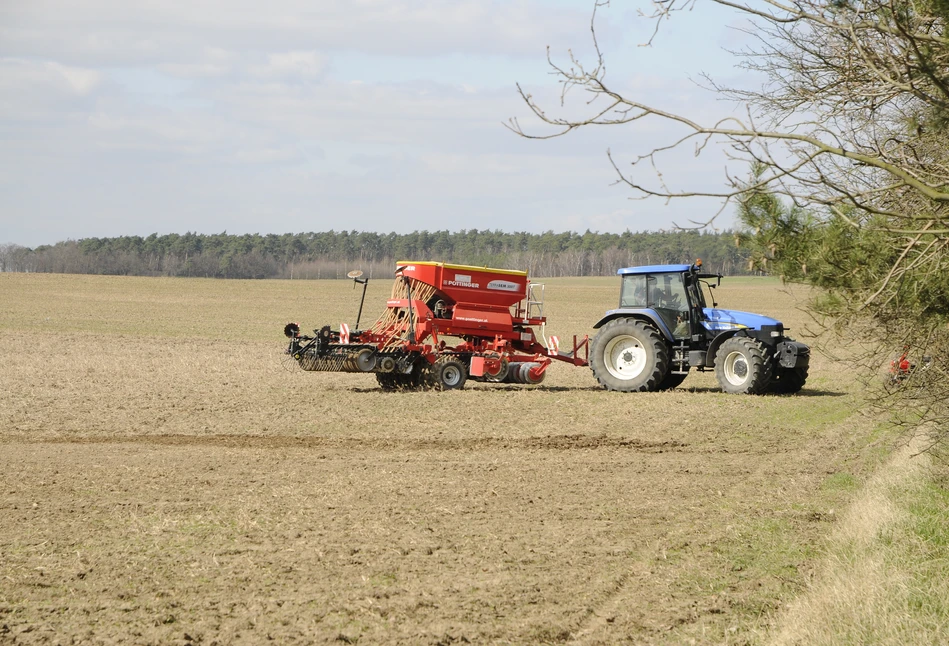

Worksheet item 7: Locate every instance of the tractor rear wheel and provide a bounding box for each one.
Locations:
[590,318,670,392]
[425,357,468,391]
[715,337,773,394]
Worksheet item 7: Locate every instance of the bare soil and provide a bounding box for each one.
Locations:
[0,274,882,645]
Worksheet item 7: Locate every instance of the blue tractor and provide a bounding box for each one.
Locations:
[589,261,810,394]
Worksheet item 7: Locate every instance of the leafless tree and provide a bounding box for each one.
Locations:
[510,0,949,448]
[508,0,948,242]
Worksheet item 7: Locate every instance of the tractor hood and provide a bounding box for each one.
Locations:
[702,308,783,333]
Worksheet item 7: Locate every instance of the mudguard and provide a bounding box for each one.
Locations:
[592,308,676,341]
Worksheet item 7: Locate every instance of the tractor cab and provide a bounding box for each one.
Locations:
[620,268,691,338]
[616,262,722,342]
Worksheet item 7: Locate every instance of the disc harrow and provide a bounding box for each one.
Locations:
[284,261,589,391]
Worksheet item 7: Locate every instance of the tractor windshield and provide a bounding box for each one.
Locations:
[620,273,688,309]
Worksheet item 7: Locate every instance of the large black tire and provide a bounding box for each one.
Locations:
[590,318,670,392]
[657,370,688,391]
[769,366,808,394]
[714,336,773,394]
[376,372,399,391]
[768,337,808,394]
[398,365,426,390]
[424,357,467,391]
[378,363,425,391]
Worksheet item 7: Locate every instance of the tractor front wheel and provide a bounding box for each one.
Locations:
[769,366,808,394]
[715,337,773,394]
[590,318,670,392]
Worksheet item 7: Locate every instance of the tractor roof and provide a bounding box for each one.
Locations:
[617,264,692,276]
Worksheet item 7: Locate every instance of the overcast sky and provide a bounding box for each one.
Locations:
[0,0,753,248]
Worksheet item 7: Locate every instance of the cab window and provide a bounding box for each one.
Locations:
[651,273,687,312]
[650,273,690,339]
[620,275,648,308]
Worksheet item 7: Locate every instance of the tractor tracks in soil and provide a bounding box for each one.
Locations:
[7,432,690,453]
[567,565,641,645]
[3,433,797,456]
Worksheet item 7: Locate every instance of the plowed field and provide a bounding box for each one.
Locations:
[0,273,880,645]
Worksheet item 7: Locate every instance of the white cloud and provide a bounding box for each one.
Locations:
[250,51,328,79]
[0,58,102,97]
[158,47,238,79]
[0,1,746,247]
[47,61,102,94]
[0,0,594,64]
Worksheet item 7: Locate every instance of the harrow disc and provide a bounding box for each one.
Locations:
[376,372,400,391]
[298,347,377,373]
[482,352,510,383]
[353,348,376,372]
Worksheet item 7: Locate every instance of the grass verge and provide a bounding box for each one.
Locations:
[767,431,949,645]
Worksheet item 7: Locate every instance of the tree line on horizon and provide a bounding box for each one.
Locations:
[0,229,753,279]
